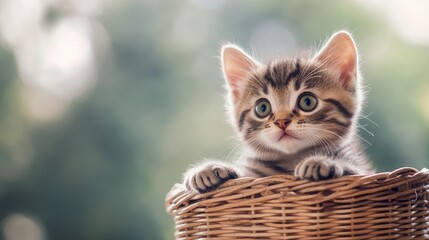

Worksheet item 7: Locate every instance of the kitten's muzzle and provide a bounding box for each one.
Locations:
[274,118,291,130]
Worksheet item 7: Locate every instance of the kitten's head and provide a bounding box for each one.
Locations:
[222,31,363,156]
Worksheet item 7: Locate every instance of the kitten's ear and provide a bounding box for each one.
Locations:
[221,44,261,99]
[314,31,358,88]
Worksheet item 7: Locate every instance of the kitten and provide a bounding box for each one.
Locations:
[184,31,374,193]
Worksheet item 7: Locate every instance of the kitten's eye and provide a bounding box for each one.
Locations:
[297,92,318,112]
[254,98,271,118]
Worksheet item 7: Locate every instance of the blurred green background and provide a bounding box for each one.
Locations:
[0,0,428,239]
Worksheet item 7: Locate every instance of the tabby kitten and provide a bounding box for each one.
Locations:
[184,31,374,193]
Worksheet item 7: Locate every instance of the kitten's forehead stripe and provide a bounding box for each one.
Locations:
[304,78,326,89]
[285,59,301,87]
[264,62,277,88]
[251,73,269,95]
[294,61,310,91]
[265,59,301,89]
[272,64,282,86]
[324,98,353,119]
[261,82,268,94]
[294,77,301,91]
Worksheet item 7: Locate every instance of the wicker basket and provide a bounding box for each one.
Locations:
[166,167,429,239]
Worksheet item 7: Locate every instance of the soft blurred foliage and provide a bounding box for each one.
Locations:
[0,0,428,239]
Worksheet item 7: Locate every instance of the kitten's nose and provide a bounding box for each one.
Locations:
[274,118,291,130]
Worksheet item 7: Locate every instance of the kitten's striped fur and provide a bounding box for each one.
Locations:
[184,31,374,193]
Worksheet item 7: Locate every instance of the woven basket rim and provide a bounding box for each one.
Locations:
[166,167,429,239]
[166,167,429,214]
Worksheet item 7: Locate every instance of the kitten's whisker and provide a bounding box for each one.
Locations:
[299,75,322,84]
[241,136,268,158]
[300,63,329,81]
[225,142,245,162]
[310,131,337,154]
[300,126,362,154]
[359,112,379,127]
[328,124,372,146]
[356,123,374,137]
[300,131,330,154]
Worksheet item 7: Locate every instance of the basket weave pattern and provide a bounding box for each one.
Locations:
[166,168,429,239]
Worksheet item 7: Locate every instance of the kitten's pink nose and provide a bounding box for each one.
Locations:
[274,119,291,130]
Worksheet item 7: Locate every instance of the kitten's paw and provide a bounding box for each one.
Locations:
[183,162,238,193]
[294,156,343,181]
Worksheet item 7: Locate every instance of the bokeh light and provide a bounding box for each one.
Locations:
[2,214,45,240]
[0,0,107,122]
